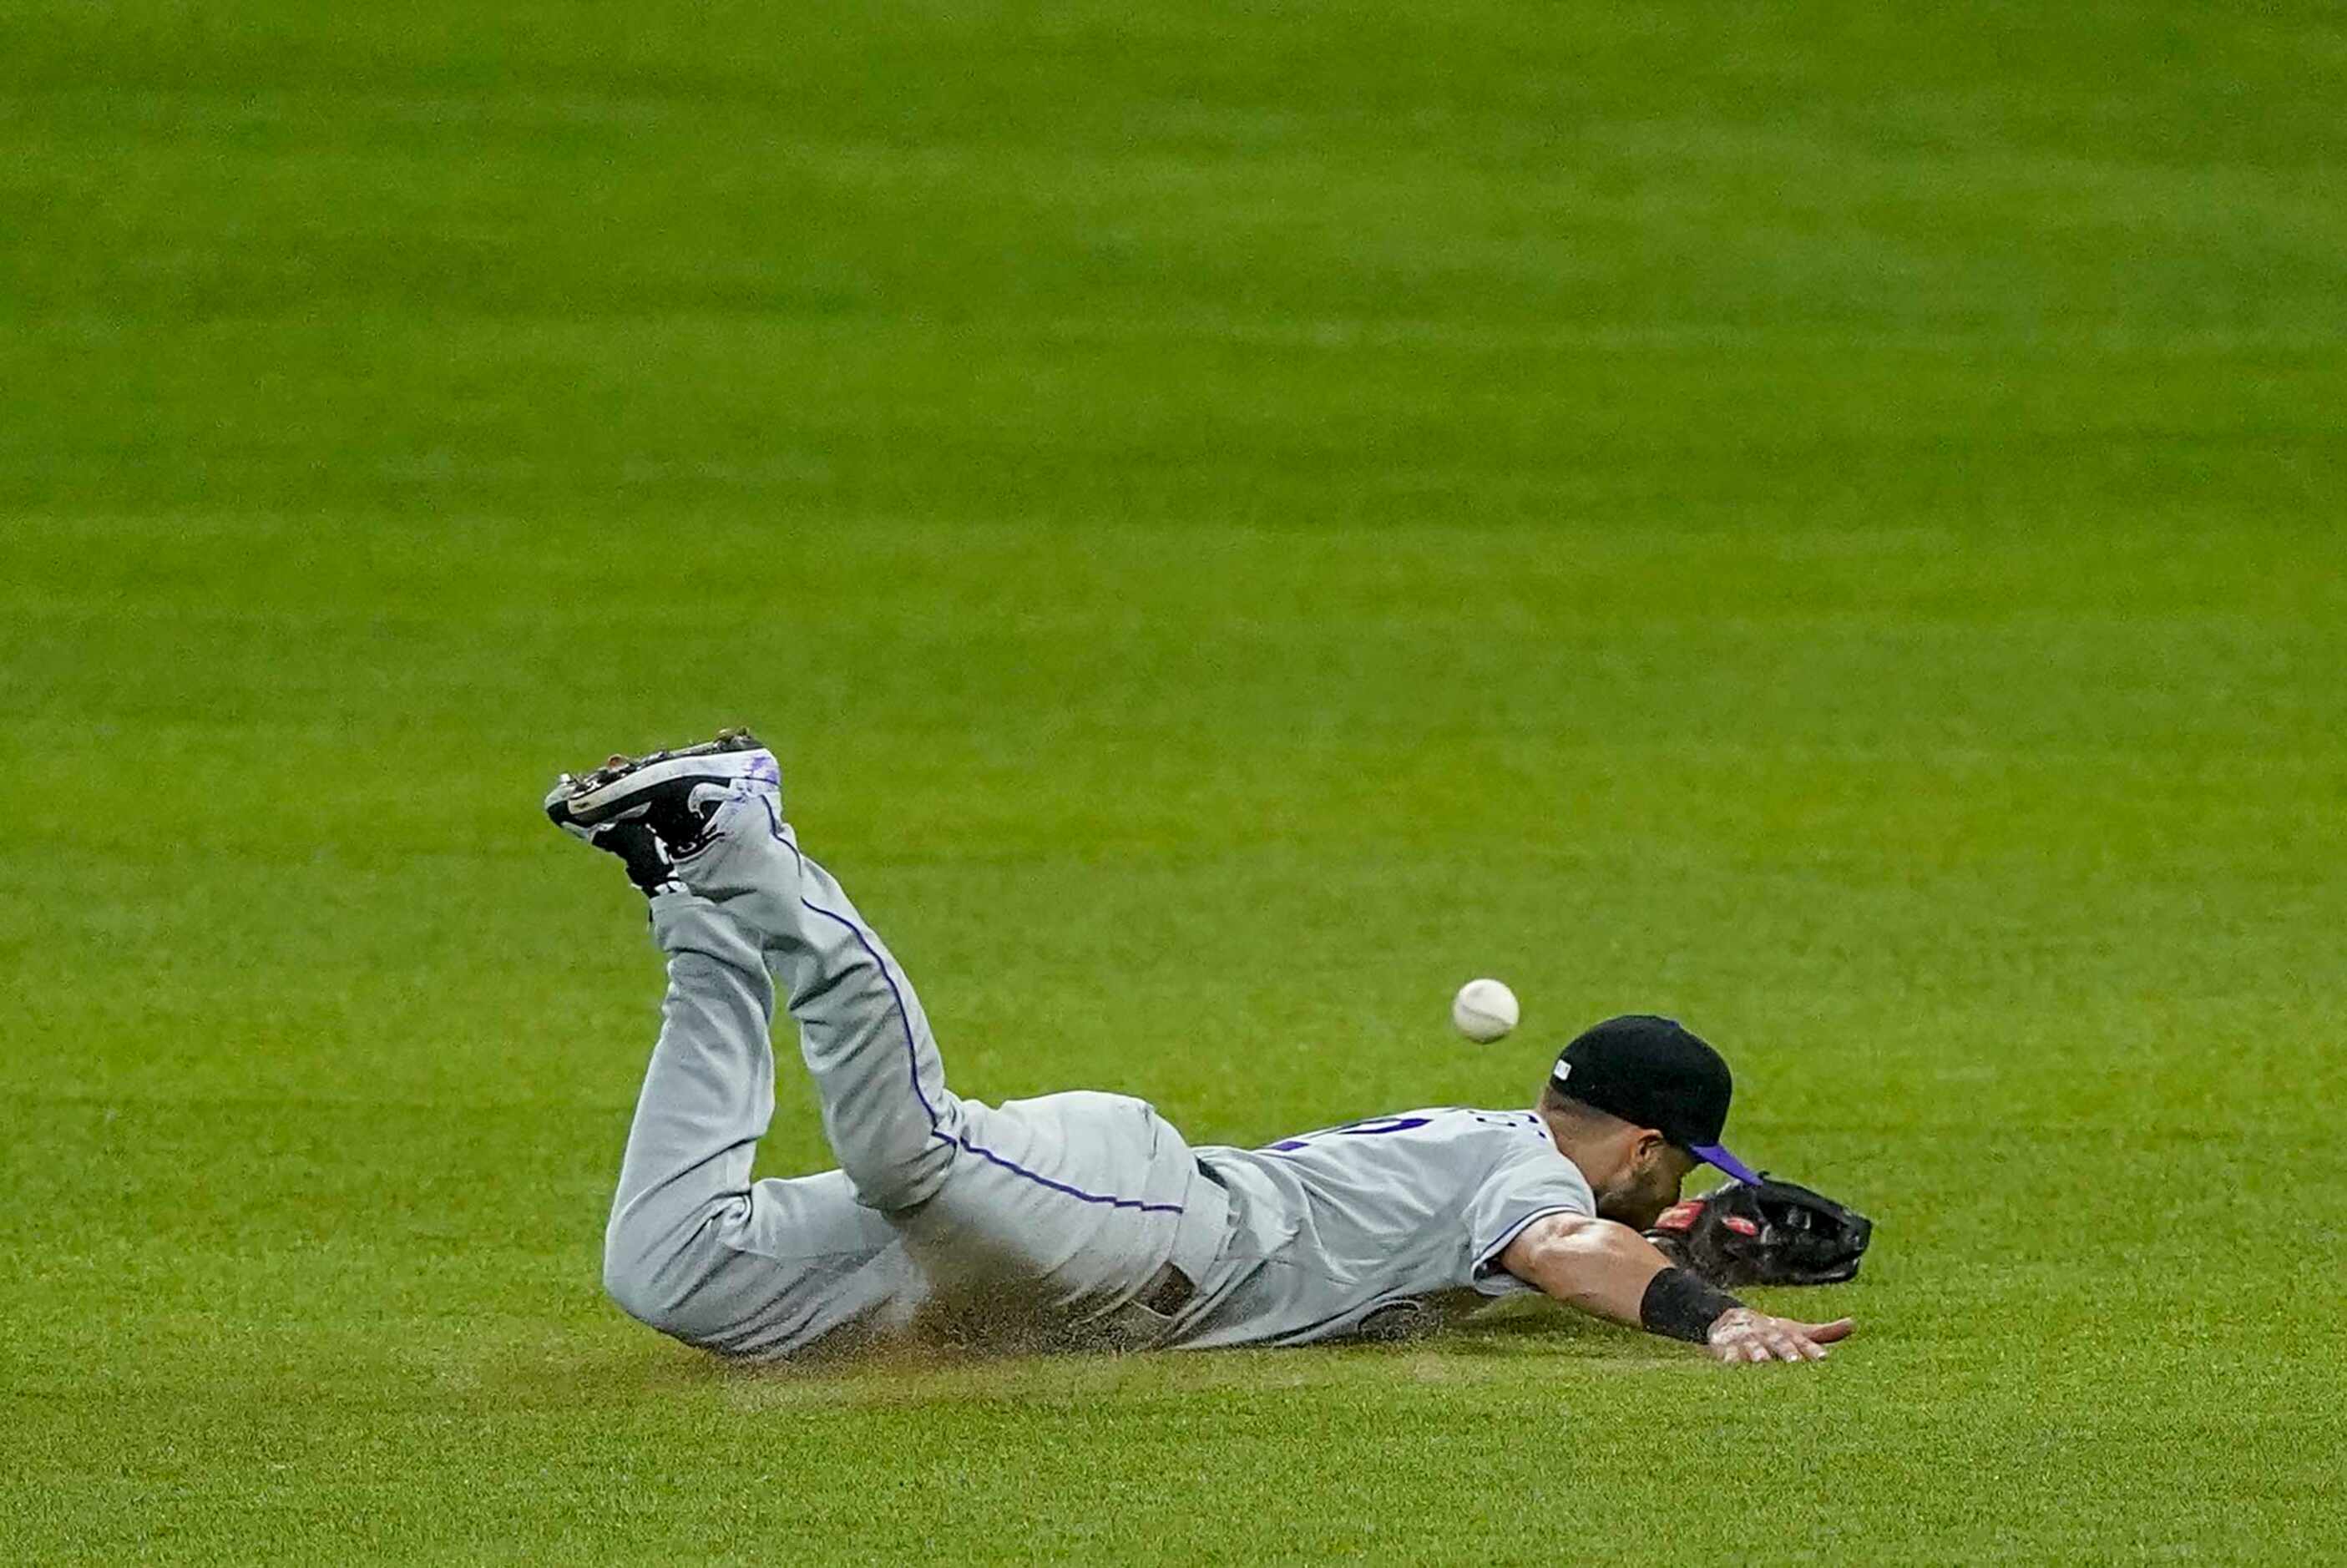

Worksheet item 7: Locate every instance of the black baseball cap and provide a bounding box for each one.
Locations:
[1549,1014,1759,1184]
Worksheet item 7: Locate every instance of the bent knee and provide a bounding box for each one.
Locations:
[602,1251,678,1336]
[603,1209,741,1347]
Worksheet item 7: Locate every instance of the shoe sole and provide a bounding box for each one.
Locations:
[544,728,777,831]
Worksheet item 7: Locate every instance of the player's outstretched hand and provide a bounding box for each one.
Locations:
[1705,1308,1854,1364]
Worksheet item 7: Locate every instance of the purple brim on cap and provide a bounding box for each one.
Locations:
[1692,1143,1761,1185]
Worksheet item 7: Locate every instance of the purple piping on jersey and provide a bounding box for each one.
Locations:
[766,798,1182,1216]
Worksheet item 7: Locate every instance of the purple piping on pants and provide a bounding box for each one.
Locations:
[766,800,1181,1216]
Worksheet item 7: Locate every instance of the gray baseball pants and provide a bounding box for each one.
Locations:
[599,806,1232,1358]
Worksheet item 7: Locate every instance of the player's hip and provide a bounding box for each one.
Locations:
[899,1091,1232,1324]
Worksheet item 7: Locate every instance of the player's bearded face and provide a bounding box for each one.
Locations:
[1595,1141,1689,1231]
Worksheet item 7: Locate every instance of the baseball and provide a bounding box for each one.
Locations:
[1450,978,1520,1042]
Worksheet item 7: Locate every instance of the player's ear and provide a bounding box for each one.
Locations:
[1631,1127,1667,1168]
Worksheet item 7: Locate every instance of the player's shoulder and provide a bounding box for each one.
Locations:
[1434,1106,1551,1140]
[1442,1107,1594,1190]
[1349,1105,1549,1138]
[1405,1106,1563,1162]
[1258,1106,1555,1166]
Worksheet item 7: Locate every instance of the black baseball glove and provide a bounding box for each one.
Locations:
[1645,1176,1874,1287]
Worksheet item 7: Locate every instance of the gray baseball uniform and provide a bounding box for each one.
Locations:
[1173,1111,1595,1347]
[599,792,1594,1359]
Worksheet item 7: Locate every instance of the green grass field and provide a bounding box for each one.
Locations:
[6,1,2346,1561]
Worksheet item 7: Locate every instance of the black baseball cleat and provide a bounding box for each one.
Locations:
[544,728,781,894]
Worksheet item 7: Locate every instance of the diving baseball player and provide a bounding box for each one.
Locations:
[548,731,1857,1365]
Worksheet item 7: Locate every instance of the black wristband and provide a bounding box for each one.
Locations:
[1639,1266,1743,1344]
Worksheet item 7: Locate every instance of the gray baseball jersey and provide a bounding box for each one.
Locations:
[1170,1110,1596,1347]
[595,775,1589,1359]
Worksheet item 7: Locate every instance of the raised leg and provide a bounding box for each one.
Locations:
[677,794,1229,1325]
[600,894,924,1358]
[660,794,971,1211]
[554,734,1227,1343]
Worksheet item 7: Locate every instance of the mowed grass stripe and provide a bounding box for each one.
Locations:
[6,0,2347,1559]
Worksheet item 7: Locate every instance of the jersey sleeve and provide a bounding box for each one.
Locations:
[1464,1144,1597,1297]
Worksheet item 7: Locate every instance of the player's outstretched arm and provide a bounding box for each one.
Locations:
[1497,1212,1853,1365]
